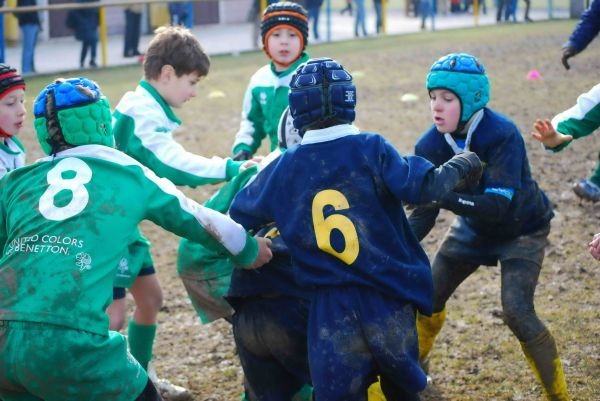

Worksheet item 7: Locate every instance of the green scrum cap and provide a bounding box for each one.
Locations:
[33,77,113,155]
[426,53,490,125]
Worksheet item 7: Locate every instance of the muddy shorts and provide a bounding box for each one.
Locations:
[180,271,235,324]
[113,233,154,289]
[439,217,550,267]
[0,321,147,401]
[309,287,426,400]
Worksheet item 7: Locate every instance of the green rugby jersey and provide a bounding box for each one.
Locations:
[0,145,258,336]
[113,80,242,187]
[232,53,309,156]
[548,83,600,152]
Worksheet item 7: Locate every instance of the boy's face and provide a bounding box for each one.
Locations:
[429,89,460,133]
[267,27,302,71]
[161,69,201,108]
[0,89,26,137]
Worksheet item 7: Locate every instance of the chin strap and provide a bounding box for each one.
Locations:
[443,109,484,154]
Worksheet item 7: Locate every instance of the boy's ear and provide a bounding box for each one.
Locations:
[160,64,176,81]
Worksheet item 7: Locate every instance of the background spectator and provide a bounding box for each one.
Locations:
[15,0,40,75]
[354,0,367,36]
[169,2,193,28]
[124,4,143,57]
[66,0,99,68]
[340,0,353,15]
[374,0,383,34]
[306,0,323,40]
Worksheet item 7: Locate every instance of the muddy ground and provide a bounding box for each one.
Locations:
[20,19,600,401]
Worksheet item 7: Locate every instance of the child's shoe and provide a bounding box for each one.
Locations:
[573,179,600,202]
[147,365,192,401]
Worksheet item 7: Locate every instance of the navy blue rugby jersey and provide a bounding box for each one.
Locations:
[415,107,553,239]
[230,125,436,315]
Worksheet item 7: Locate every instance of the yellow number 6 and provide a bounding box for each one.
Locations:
[311,190,359,265]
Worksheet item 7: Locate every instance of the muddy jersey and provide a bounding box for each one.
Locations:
[0,137,25,179]
[415,107,553,239]
[113,80,242,187]
[0,145,258,336]
[230,125,435,315]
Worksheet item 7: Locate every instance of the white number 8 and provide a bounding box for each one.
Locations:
[39,158,92,221]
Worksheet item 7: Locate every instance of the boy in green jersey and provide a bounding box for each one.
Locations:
[231,2,310,161]
[109,26,253,394]
[0,77,272,401]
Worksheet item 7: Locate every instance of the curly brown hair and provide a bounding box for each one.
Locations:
[143,26,210,80]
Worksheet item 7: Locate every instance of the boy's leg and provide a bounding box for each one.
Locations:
[417,251,478,362]
[129,272,162,370]
[308,288,374,401]
[500,258,569,401]
[107,288,127,331]
[232,297,310,401]
[135,379,164,401]
[1,322,147,401]
[361,294,427,397]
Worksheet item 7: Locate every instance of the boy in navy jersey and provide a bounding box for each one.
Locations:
[409,53,569,401]
[230,57,483,401]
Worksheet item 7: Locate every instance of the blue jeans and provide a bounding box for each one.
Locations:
[308,6,321,40]
[374,1,382,33]
[354,0,367,36]
[20,24,39,74]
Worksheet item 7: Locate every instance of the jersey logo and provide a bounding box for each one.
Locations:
[76,252,92,272]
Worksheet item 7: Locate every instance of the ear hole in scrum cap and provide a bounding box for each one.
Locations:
[44,80,70,155]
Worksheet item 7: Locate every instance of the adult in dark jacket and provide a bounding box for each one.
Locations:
[562,0,600,69]
[66,0,99,68]
[15,0,41,74]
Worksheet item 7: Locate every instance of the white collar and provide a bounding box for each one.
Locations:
[301,124,360,145]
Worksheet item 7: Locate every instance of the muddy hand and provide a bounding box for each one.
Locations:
[245,237,273,269]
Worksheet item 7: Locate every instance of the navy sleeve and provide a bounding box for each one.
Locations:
[229,159,279,231]
[565,0,600,52]
[379,138,436,205]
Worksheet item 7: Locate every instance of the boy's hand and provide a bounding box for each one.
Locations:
[589,233,600,261]
[233,150,252,161]
[531,119,573,148]
[561,46,578,70]
[450,151,483,186]
[244,237,273,269]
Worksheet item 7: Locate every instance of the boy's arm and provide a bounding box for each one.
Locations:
[542,83,600,152]
[232,84,267,158]
[114,110,243,187]
[138,165,271,268]
[562,0,600,69]
[229,160,280,231]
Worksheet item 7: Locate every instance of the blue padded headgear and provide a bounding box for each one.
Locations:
[33,77,113,155]
[426,53,490,125]
[289,57,356,133]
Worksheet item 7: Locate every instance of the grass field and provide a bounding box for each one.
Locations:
[18,19,600,401]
